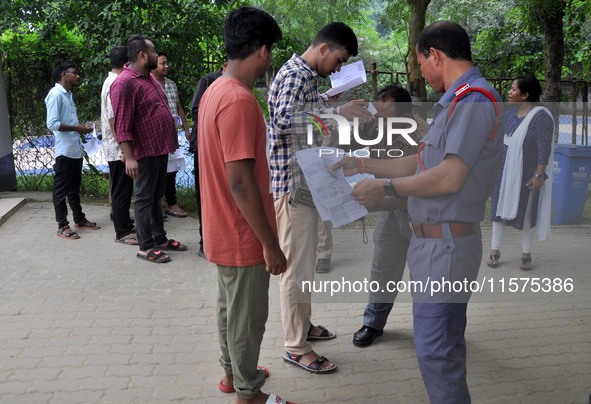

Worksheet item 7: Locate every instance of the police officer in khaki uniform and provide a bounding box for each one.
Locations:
[334,21,503,403]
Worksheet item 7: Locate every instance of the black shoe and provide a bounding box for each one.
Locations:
[353,326,383,347]
[197,246,206,259]
[315,258,331,273]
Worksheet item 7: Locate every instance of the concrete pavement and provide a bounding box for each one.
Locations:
[0,194,589,403]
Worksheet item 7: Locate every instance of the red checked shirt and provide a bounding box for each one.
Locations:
[111,66,178,160]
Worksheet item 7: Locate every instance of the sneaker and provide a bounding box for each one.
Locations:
[315,258,331,273]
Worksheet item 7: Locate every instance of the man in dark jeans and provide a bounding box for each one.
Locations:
[101,45,137,245]
[111,35,188,263]
[45,61,99,239]
[189,64,224,259]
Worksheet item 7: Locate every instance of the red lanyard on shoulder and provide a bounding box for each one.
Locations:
[417,83,501,172]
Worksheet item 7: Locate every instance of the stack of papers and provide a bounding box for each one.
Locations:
[295,147,368,227]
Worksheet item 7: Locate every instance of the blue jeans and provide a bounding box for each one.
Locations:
[134,155,168,251]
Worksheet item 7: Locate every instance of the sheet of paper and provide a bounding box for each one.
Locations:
[326,60,367,97]
[83,124,101,156]
[295,147,368,227]
[346,172,375,187]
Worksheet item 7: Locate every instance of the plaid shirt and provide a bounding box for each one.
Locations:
[268,54,330,200]
[111,66,178,161]
[162,76,179,115]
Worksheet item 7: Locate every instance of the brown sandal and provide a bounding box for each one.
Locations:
[487,250,500,268]
[56,226,80,240]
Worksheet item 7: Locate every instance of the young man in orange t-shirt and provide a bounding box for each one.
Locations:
[197,6,293,404]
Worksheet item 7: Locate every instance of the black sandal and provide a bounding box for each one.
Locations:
[520,254,532,271]
[56,226,80,240]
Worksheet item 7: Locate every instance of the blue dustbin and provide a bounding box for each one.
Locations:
[551,145,591,224]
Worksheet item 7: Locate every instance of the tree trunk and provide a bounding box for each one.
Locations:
[537,0,565,102]
[406,0,431,101]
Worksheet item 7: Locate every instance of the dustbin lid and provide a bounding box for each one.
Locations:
[554,144,591,158]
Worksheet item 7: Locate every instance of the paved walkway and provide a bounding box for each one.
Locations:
[0,193,589,403]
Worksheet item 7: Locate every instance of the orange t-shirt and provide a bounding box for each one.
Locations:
[197,77,277,267]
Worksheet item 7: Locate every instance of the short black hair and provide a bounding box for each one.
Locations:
[375,85,413,117]
[312,22,358,57]
[515,74,542,102]
[127,35,151,62]
[109,46,128,69]
[52,61,76,83]
[416,21,472,62]
[157,51,168,58]
[223,6,282,60]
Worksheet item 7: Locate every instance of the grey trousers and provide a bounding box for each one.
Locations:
[217,263,269,400]
[362,209,411,330]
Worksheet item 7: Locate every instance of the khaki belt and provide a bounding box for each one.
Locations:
[410,222,479,238]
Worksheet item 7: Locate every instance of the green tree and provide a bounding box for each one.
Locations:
[405,0,431,100]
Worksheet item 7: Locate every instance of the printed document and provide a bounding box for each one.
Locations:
[295,147,368,227]
[326,60,367,97]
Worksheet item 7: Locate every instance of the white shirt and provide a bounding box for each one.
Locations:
[45,83,83,159]
[100,71,121,162]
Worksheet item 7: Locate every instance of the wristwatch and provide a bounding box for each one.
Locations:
[384,179,400,198]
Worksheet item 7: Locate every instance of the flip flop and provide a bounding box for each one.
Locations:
[307,324,336,341]
[136,249,171,264]
[283,352,337,374]
[164,209,188,218]
[114,234,139,245]
[76,219,101,230]
[56,226,80,240]
[218,366,270,393]
[159,239,188,251]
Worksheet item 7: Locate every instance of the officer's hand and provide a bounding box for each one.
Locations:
[351,178,386,206]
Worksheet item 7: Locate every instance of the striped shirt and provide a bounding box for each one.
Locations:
[268,54,330,200]
[161,76,179,115]
[110,66,178,161]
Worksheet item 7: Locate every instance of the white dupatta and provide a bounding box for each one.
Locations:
[495,106,554,241]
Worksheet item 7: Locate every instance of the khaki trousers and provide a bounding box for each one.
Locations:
[217,263,269,400]
[274,193,318,355]
[316,217,333,260]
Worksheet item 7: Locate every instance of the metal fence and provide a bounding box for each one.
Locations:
[11,66,590,191]
[366,66,590,146]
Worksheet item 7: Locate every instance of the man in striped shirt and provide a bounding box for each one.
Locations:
[268,22,373,374]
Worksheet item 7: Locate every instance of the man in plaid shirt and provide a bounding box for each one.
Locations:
[152,51,191,219]
[111,35,188,264]
[268,22,373,374]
